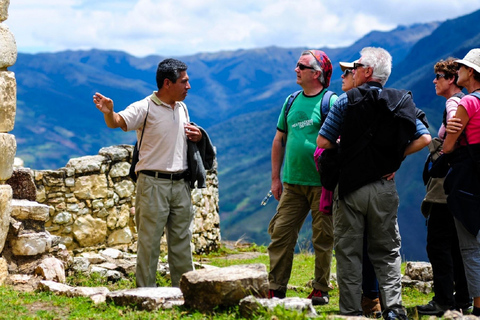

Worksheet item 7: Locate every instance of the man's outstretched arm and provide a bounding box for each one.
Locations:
[93,92,127,131]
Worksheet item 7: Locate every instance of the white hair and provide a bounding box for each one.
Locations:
[359,47,392,86]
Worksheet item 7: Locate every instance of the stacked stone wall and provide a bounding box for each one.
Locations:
[0,0,220,281]
[0,0,17,278]
[33,145,221,254]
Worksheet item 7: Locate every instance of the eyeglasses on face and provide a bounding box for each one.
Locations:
[435,73,446,80]
[297,62,315,70]
[343,69,353,77]
[353,62,368,70]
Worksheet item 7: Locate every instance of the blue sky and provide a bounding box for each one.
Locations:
[5,0,480,58]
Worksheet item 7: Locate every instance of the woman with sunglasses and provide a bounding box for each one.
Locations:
[442,48,480,317]
[338,60,382,318]
[340,61,356,92]
[417,58,471,316]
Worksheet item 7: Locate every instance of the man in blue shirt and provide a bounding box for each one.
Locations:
[317,47,431,320]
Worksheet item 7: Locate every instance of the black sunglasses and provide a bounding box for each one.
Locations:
[343,69,352,77]
[435,73,446,80]
[297,62,315,70]
[353,62,366,70]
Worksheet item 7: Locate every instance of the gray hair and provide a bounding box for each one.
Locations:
[301,50,326,86]
[359,47,392,86]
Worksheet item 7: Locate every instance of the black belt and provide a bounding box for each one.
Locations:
[140,170,188,180]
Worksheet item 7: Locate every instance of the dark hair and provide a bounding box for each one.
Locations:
[434,58,462,88]
[474,69,480,82]
[156,58,188,90]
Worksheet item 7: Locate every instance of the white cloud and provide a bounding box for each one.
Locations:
[5,0,480,57]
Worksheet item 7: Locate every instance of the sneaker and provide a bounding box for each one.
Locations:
[268,289,285,299]
[416,300,451,316]
[307,289,329,305]
[361,296,382,318]
[384,310,408,320]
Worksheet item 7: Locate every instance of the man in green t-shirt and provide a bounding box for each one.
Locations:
[268,50,336,305]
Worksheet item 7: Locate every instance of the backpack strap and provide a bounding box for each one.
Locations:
[137,102,151,156]
[282,89,335,146]
[283,90,302,134]
[471,91,480,100]
[320,90,335,127]
[453,91,466,99]
[282,90,302,146]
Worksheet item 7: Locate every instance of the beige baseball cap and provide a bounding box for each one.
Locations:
[339,60,358,72]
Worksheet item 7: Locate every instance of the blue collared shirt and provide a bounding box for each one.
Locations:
[319,88,429,143]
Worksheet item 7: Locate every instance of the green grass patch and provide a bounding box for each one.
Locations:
[1,243,437,319]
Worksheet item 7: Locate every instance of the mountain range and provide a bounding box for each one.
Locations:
[10,9,480,260]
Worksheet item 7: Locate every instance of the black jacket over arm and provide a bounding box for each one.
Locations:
[187,124,215,188]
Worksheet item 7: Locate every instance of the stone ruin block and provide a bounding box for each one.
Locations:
[405,261,433,281]
[6,168,36,201]
[239,296,317,318]
[72,215,107,247]
[10,199,49,222]
[0,133,15,181]
[0,23,16,69]
[0,70,16,133]
[66,155,107,174]
[180,263,269,312]
[10,231,51,256]
[98,145,131,162]
[107,287,184,311]
[0,0,9,23]
[0,184,12,252]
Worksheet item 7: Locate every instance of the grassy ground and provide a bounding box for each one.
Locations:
[0,244,434,319]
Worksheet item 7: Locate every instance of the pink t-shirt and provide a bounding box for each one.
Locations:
[438,96,461,140]
[459,94,480,144]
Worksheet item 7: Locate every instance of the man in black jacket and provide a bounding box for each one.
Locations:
[317,47,431,320]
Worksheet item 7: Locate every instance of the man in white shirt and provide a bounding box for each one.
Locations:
[93,58,202,287]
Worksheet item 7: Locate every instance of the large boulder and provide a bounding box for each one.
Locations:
[180,263,269,312]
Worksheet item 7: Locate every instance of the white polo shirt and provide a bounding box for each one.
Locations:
[118,92,190,173]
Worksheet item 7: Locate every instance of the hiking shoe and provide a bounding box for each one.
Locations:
[416,300,451,316]
[307,289,329,305]
[268,289,285,299]
[361,296,382,318]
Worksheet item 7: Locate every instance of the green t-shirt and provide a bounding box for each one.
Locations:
[276,90,337,186]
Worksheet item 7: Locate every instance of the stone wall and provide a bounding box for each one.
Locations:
[33,144,221,254]
[0,0,220,275]
[0,0,17,277]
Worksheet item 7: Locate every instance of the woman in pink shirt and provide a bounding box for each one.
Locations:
[443,48,480,317]
[417,58,470,316]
